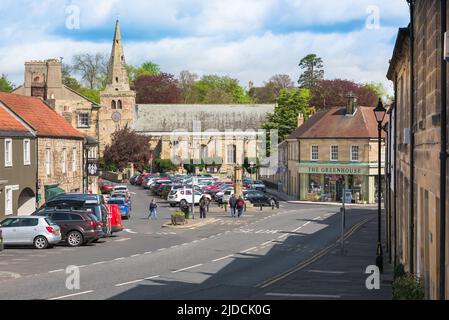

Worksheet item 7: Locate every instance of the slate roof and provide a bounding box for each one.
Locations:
[0,92,83,139]
[287,106,386,140]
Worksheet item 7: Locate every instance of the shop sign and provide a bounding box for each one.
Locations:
[300,165,369,175]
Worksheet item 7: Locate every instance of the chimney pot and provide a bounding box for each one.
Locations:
[297,112,304,127]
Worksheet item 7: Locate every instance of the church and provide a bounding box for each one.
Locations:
[12,20,275,180]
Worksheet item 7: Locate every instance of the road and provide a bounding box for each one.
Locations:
[0,184,376,300]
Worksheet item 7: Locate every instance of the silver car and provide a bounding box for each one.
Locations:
[0,216,62,249]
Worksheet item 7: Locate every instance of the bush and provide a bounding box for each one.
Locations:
[394,263,406,279]
[392,273,424,300]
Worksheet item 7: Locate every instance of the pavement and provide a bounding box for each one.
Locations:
[0,183,392,300]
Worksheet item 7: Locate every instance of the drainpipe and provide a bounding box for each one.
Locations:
[394,77,398,268]
[439,0,447,301]
[407,0,415,274]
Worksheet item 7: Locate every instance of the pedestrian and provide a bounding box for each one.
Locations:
[236,196,245,218]
[229,194,237,218]
[199,195,207,219]
[149,198,158,220]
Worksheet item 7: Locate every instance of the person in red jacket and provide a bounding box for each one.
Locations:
[236,196,245,218]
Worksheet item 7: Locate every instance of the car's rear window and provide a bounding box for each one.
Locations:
[44,218,57,226]
[108,199,125,205]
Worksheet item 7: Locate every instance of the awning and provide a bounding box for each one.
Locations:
[45,186,65,202]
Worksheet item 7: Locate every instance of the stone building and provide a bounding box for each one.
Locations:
[386,0,449,299]
[0,93,84,205]
[0,102,37,219]
[263,95,385,204]
[98,19,136,156]
[133,104,275,176]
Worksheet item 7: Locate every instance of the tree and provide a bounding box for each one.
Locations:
[298,54,324,89]
[179,70,198,103]
[71,53,108,90]
[62,64,81,90]
[189,75,253,104]
[103,127,151,171]
[263,88,313,143]
[249,74,295,103]
[0,74,14,92]
[310,79,378,109]
[127,61,161,83]
[134,73,182,104]
[364,82,391,100]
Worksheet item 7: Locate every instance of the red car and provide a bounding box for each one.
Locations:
[105,204,124,234]
[100,183,114,195]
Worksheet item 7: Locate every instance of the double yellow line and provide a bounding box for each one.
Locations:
[256,215,375,289]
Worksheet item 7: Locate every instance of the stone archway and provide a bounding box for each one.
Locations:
[17,188,36,216]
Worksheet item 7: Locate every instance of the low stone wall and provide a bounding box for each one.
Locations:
[101,171,123,183]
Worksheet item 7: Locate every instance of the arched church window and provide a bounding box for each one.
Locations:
[118,100,122,109]
[33,76,40,83]
[116,77,119,83]
[111,100,117,109]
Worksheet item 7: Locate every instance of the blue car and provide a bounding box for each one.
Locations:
[108,198,130,220]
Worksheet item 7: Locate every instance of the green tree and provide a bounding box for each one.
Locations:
[154,159,177,173]
[0,74,14,92]
[127,61,161,83]
[62,64,81,90]
[364,82,392,100]
[263,88,313,142]
[189,75,253,104]
[298,54,324,89]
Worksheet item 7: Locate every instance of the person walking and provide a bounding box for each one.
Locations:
[149,198,158,220]
[236,196,245,218]
[229,194,237,218]
[199,195,207,219]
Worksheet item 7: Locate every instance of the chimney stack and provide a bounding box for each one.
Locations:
[297,112,304,127]
[346,92,357,115]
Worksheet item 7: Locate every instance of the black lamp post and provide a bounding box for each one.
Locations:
[373,98,387,273]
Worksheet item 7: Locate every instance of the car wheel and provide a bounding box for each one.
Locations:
[67,231,83,247]
[34,236,49,249]
[269,199,276,207]
[180,199,188,207]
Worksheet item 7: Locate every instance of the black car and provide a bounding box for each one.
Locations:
[243,190,279,207]
[33,208,104,247]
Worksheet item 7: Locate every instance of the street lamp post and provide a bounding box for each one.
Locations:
[373,98,387,273]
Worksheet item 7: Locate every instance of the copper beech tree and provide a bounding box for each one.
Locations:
[103,127,151,171]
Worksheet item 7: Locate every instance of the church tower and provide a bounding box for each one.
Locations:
[99,19,136,155]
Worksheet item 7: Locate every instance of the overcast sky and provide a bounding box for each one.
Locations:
[0,0,409,92]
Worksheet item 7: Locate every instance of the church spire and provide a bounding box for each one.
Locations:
[105,19,130,91]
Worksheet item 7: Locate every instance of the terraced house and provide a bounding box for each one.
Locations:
[0,92,84,206]
[0,102,37,219]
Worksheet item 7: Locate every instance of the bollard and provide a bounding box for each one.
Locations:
[260,205,263,211]
[224,203,227,211]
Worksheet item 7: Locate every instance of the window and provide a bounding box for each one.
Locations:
[5,186,13,216]
[72,148,77,172]
[117,100,122,109]
[70,214,84,221]
[111,100,117,109]
[23,139,31,165]
[227,144,236,164]
[330,145,338,161]
[311,145,319,161]
[51,212,70,221]
[20,218,38,227]
[61,148,67,174]
[78,113,89,128]
[4,139,12,167]
[45,148,51,176]
[350,145,359,162]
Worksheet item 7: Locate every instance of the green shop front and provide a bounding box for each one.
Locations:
[299,162,383,204]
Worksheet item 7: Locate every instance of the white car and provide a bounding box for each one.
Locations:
[167,188,203,207]
[113,185,129,193]
[222,189,235,204]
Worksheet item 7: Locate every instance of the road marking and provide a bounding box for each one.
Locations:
[144,275,160,280]
[192,240,200,243]
[181,243,188,246]
[307,269,345,274]
[48,269,64,273]
[130,254,141,258]
[261,240,273,246]
[171,245,179,249]
[241,247,257,253]
[92,261,107,265]
[49,290,94,300]
[124,229,137,234]
[303,221,311,226]
[114,238,131,242]
[157,248,166,252]
[114,257,125,261]
[115,279,144,287]
[265,292,341,299]
[277,234,288,239]
[78,265,87,268]
[313,216,322,221]
[144,251,152,254]
[172,264,203,273]
[212,255,234,262]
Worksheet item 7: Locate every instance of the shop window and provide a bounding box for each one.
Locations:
[350,145,359,161]
[330,145,338,161]
[311,145,319,161]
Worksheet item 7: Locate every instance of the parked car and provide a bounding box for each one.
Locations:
[244,190,278,207]
[167,188,203,207]
[129,174,140,185]
[250,180,266,192]
[0,228,3,251]
[33,209,103,246]
[0,216,62,249]
[100,183,114,195]
[107,197,131,219]
[104,204,124,234]
[222,189,235,204]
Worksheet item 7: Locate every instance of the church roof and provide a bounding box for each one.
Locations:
[134,104,275,133]
[0,92,84,139]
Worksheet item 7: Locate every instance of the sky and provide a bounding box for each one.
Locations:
[0,0,410,93]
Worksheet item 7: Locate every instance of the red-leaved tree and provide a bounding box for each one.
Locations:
[310,79,378,109]
[103,127,151,171]
[134,73,182,104]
